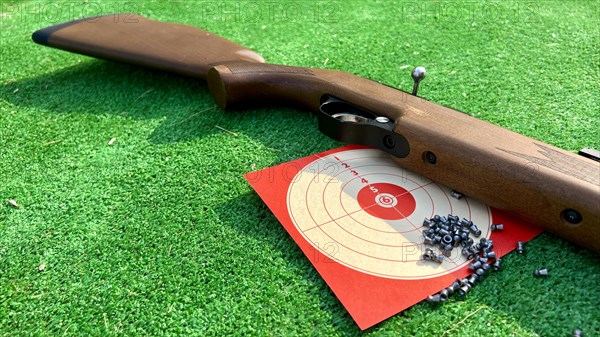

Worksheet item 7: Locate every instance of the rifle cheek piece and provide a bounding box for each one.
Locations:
[318,96,410,158]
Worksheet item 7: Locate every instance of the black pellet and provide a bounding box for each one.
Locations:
[469,224,482,237]
[457,284,471,296]
[462,247,476,260]
[492,258,502,271]
[427,294,442,302]
[516,241,525,254]
[422,248,434,261]
[469,261,482,271]
[447,280,461,294]
[467,274,479,285]
[439,229,450,237]
[439,289,449,301]
[449,190,463,199]
[491,223,504,231]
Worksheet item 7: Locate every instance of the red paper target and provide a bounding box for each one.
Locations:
[287,149,492,280]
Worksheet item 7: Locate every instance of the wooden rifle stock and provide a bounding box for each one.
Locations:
[33,14,600,252]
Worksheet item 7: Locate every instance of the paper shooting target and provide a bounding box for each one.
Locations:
[287,149,492,280]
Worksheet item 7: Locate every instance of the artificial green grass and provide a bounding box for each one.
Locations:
[1,1,599,336]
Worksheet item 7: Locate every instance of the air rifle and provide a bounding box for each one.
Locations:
[32,14,599,252]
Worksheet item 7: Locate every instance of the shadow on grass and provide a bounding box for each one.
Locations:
[214,193,363,336]
[1,59,325,150]
[2,60,208,142]
[3,58,357,330]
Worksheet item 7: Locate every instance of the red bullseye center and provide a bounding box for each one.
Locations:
[357,183,416,220]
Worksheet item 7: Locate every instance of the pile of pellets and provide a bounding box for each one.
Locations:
[421,214,573,332]
[421,214,503,302]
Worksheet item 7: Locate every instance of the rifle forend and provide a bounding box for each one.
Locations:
[32,14,600,252]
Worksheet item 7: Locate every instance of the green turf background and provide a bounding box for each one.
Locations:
[1,1,599,336]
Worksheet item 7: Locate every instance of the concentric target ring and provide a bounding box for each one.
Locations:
[287,149,492,280]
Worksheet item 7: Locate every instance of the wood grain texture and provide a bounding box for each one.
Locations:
[32,14,264,79]
[33,15,600,252]
[209,62,600,252]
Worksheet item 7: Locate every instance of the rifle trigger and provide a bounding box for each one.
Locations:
[318,95,410,158]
